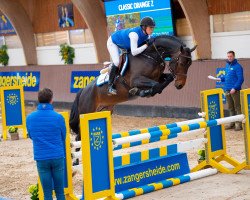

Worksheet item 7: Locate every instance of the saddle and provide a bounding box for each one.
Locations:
[101,53,128,76]
[97,53,128,86]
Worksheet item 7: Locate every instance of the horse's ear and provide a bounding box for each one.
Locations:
[180,45,184,52]
[190,45,198,52]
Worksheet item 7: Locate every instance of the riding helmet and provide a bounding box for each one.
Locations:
[140,17,156,27]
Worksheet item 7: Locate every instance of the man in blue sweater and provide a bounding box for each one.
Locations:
[27,88,66,200]
[221,51,244,131]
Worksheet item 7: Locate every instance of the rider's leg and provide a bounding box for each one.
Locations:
[108,64,118,95]
[107,37,120,95]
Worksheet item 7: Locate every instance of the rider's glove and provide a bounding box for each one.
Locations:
[146,37,155,46]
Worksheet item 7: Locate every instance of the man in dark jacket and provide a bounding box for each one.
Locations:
[220,51,244,131]
[27,88,66,200]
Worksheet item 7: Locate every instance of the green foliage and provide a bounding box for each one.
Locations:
[0,45,9,66]
[197,149,206,160]
[28,184,39,200]
[8,126,18,134]
[59,43,75,64]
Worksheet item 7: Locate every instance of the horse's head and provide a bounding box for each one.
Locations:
[151,35,197,89]
[169,45,197,89]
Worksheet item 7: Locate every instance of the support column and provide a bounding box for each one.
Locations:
[178,0,211,59]
[72,0,109,63]
[0,0,37,65]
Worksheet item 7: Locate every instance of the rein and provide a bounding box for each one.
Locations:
[142,42,192,79]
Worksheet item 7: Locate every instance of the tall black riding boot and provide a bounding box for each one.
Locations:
[108,65,118,95]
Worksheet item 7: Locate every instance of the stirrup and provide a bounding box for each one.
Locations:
[108,87,117,95]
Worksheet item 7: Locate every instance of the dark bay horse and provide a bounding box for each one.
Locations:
[70,35,197,139]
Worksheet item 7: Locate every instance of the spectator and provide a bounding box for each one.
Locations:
[26,88,66,200]
[221,51,244,131]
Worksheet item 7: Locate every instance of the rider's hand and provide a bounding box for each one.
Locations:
[146,38,155,46]
[230,88,236,94]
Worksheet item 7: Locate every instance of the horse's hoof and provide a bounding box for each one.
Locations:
[129,88,139,96]
[73,159,79,166]
[139,89,152,97]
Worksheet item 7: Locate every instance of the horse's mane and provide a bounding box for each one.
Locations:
[155,35,186,47]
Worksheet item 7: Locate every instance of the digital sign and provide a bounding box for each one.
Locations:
[104,0,174,36]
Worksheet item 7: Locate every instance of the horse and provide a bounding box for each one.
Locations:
[70,35,197,140]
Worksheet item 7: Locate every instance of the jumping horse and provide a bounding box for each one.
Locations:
[70,35,197,140]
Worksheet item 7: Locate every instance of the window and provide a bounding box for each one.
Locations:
[213,11,250,33]
[5,35,22,48]
[36,31,68,46]
[69,29,85,44]
[0,36,4,46]
[36,29,94,46]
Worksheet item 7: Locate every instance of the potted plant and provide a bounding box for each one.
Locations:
[8,126,19,140]
[59,43,75,64]
[28,184,39,200]
[197,149,206,163]
[0,45,9,66]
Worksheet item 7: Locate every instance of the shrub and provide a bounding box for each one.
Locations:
[28,184,39,200]
[0,45,9,66]
[8,126,18,134]
[59,43,75,64]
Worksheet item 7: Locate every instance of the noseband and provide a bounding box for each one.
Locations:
[151,42,192,79]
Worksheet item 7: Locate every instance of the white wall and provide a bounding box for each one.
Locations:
[210,15,250,59]
[211,31,250,59]
[0,48,26,67]
[37,43,97,65]
[1,43,98,67]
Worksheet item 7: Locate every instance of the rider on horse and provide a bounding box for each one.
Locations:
[107,16,156,95]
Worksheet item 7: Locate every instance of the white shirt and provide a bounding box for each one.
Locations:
[128,32,148,56]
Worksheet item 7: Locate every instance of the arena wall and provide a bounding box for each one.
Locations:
[1,59,249,118]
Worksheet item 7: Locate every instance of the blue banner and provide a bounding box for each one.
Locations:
[0,72,40,92]
[4,89,23,126]
[105,0,170,16]
[216,68,226,103]
[114,153,189,192]
[0,13,16,35]
[207,94,223,152]
[70,71,99,93]
[89,118,111,193]
[104,0,174,36]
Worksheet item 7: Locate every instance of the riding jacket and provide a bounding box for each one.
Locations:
[220,59,244,91]
[111,26,149,55]
[26,103,66,160]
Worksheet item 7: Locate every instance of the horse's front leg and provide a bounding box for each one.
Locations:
[130,74,174,97]
[130,76,159,97]
[155,73,174,94]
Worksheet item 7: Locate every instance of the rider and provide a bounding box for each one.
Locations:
[107,16,156,95]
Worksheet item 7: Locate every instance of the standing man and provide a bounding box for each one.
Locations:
[221,51,244,131]
[27,88,66,200]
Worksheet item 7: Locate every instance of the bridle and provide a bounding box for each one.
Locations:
[142,42,192,79]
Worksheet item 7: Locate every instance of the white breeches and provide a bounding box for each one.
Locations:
[107,36,120,67]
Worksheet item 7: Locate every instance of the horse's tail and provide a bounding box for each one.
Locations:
[69,89,82,135]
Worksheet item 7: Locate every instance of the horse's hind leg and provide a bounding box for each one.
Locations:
[97,105,114,113]
[73,87,98,166]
